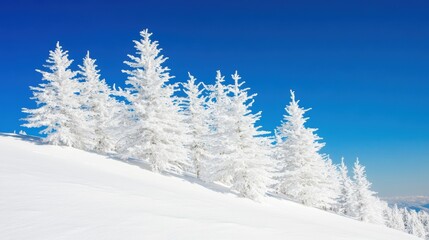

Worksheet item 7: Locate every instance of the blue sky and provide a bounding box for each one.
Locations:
[1,0,428,197]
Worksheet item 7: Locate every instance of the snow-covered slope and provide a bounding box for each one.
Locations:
[0,134,418,240]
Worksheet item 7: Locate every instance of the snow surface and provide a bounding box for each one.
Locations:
[0,134,418,240]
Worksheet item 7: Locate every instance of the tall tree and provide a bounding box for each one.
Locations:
[117,29,188,173]
[78,51,121,153]
[275,90,338,209]
[22,42,88,147]
[352,159,385,224]
[182,73,210,178]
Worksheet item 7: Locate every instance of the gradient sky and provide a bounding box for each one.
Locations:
[1,0,428,197]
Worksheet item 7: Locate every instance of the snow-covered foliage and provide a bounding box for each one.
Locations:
[325,157,341,208]
[404,209,427,238]
[274,90,339,209]
[116,29,189,173]
[78,51,121,153]
[418,211,429,239]
[208,72,272,200]
[337,158,355,216]
[351,159,385,224]
[22,42,89,148]
[181,73,210,178]
[204,71,234,183]
[386,204,406,231]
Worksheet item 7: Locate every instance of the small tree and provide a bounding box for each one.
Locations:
[117,29,188,173]
[275,90,338,209]
[22,42,88,147]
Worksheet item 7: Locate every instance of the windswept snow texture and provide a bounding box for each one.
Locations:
[0,134,418,240]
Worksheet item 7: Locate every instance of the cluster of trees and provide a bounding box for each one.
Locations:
[22,29,429,239]
[338,159,429,239]
[387,205,429,239]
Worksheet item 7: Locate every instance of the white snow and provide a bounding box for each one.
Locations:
[0,134,418,240]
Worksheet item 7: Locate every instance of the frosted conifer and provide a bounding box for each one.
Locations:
[78,52,121,153]
[117,29,188,173]
[22,42,88,147]
[352,159,385,224]
[182,73,210,178]
[275,90,338,209]
[338,158,354,215]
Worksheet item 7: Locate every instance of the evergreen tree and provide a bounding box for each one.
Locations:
[182,73,210,179]
[387,205,406,231]
[205,71,235,183]
[222,72,273,200]
[78,51,120,153]
[325,157,341,209]
[404,209,426,238]
[204,71,273,199]
[378,199,390,226]
[22,42,88,147]
[402,208,411,233]
[418,211,429,239]
[338,158,354,216]
[352,159,385,224]
[117,29,188,173]
[275,90,338,209]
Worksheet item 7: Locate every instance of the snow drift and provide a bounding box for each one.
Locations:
[0,134,418,239]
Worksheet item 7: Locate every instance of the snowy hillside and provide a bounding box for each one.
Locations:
[0,134,418,240]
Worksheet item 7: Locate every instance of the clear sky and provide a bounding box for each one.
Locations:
[1,0,428,197]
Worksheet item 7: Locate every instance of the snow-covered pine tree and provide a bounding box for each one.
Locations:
[387,205,406,231]
[274,90,338,209]
[22,42,89,148]
[325,157,341,208]
[204,71,273,200]
[351,159,385,224]
[78,51,121,153]
[338,158,355,216]
[220,72,272,200]
[418,211,429,240]
[404,209,427,238]
[116,29,188,173]
[204,71,235,183]
[402,208,411,233]
[378,199,390,226]
[182,73,210,179]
